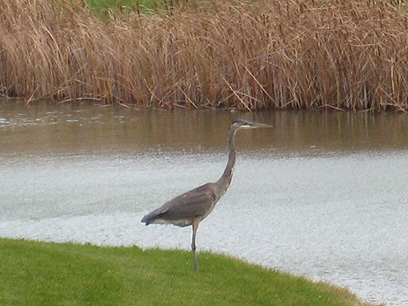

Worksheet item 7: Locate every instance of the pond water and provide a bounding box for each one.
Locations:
[1,100,408,306]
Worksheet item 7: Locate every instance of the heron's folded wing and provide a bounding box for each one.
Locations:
[158,183,216,220]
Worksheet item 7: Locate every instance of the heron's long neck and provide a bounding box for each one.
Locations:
[217,128,237,193]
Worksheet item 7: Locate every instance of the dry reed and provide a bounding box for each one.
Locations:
[1,0,408,110]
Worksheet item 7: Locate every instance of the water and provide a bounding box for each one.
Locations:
[1,100,408,305]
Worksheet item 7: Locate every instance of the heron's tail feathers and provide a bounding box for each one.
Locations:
[141,213,154,225]
[141,206,169,225]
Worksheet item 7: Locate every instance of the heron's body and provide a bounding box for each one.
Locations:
[142,182,219,227]
[141,119,272,271]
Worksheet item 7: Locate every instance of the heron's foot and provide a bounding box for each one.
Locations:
[193,250,199,272]
[193,256,199,272]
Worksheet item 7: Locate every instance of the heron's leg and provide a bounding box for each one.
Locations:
[191,218,200,272]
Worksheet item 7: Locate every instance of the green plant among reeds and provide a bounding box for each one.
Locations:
[0,238,381,306]
[85,0,201,16]
[85,0,161,17]
[0,0,408,111]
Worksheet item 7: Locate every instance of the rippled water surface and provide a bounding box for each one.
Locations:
[1,100,408,305]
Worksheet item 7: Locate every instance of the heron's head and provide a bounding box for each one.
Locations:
[230,119,273,131]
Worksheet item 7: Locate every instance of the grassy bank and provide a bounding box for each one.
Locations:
[0,238,380,306]
[1,0,408,111]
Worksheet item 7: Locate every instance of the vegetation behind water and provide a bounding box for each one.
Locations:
[0,0,407,111]
[0,238,381,306]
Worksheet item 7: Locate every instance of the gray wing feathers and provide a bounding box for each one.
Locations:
[141,183,216,225]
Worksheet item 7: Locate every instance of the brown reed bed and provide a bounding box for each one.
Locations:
[0,0,408,111]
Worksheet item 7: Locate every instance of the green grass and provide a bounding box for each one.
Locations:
[0,238,379,306]
[84,0,176,15]
[84,0,201,16]
[85,0,154,11]
[83,0,408,15]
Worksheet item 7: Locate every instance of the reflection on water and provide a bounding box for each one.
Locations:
[1,100,408,306]
[1,99,408,156]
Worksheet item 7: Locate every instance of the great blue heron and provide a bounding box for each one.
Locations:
[141,119,272,271]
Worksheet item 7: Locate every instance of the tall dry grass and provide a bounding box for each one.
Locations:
[1,0,408,110]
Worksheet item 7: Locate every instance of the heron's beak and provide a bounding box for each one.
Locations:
[250,122,273,129]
